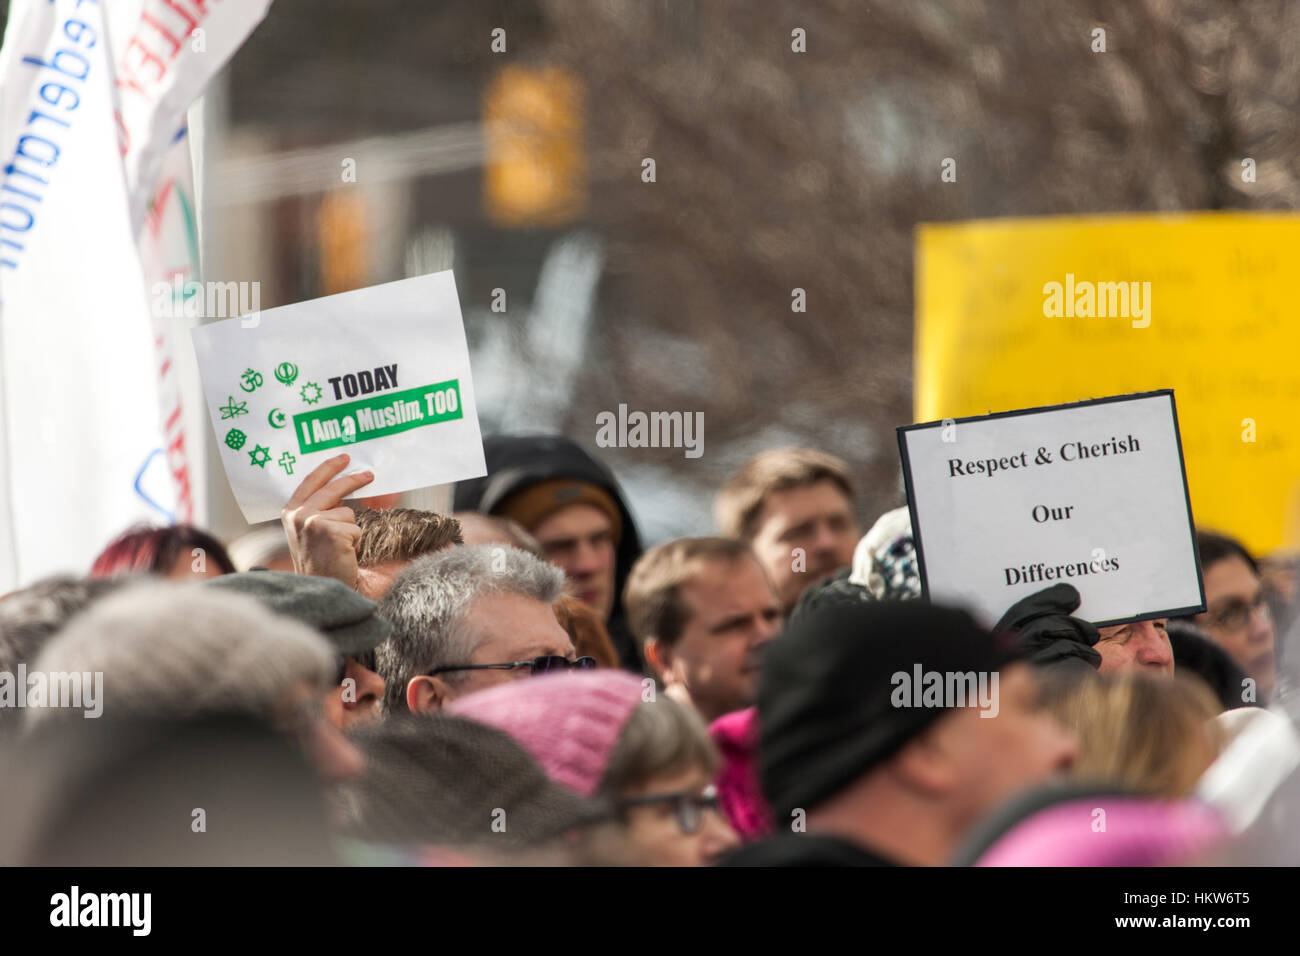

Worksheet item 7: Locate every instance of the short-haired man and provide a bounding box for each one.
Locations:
[715,447,860,614]
[1093,619,1175,675]
[376,544,587,715]
[452,435,645,671]
[625,538,782,724]
[723,599,1077,866]
[281,454,463,600]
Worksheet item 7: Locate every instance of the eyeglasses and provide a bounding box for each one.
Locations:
[617,784,720,835]
[1209,592,1270,632]
[426,655,597,677]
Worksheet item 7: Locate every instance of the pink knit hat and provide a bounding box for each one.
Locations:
[974,796,1227,867]
[448,671,645,797]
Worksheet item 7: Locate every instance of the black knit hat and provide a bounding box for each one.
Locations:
[759,599,1023,819]
[207,571,390,657]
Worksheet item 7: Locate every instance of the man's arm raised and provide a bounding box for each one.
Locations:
[281,453,375,589]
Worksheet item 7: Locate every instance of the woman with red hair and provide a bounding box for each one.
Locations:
[90,525,236,581]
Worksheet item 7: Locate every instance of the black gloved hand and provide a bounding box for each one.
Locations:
[994,583,1102,672]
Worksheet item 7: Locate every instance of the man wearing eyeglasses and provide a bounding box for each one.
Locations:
[376,544,592,714]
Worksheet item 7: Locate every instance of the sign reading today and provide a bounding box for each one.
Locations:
[191,271,486,522]
[898,391,1205,627]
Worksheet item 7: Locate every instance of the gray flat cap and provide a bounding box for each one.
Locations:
[207,571,390,657]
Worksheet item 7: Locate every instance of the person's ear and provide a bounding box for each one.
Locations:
[405,675,448,713]
[891,716,962,795]
[644,637,672,680]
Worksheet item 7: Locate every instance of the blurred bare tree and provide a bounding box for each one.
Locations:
[534,0,1300,529]
[11,0,1297,536]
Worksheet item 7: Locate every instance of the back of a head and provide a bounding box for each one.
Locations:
[376,544,565,714]
[553,594,620,668]
[954,783,1227,867]
[715,447,854,540]
[1166,618,1251,711]
[1045,671,1223,798]
[758,598,1020,819]
[27,582,334,729]
[0,576,122,675]
[355,508,463,568]
[453,511,542,554]
[339,712,610,856]
[226,524,295,572]
[0,577,124,739]
[6,713,335,865]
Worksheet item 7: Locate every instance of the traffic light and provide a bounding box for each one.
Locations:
[483,65,586,227]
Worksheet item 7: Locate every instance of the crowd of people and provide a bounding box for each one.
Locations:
[2,435,1299,866]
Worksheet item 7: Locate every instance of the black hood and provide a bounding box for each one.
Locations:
[453,435,645,672]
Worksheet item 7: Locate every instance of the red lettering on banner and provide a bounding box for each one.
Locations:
[161,0,202,34]
[115,109,130,157]
[140,12,184,58]
[166,426,194,522]
[116,0,218,103]
[163,403,183,434]
[118,36,167,97]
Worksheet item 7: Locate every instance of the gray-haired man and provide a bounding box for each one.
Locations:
[377,544,590,715]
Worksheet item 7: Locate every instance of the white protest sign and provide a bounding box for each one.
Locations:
[898,390,1205,627]
[190,271,486,522]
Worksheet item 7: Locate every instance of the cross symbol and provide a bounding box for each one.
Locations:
[278,451,297,475]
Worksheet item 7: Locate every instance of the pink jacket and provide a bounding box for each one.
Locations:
[710,707,774,841]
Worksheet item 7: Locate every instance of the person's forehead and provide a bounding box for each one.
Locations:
[1098,619,1167,638]
[621,762,713,799]
[533,503,612,541]
[755,480,852,529]
[1203,555,1261,597]
[468,592,571,655]
[679,555,775,618]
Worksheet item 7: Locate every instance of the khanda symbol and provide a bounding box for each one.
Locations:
[274,361,299,386]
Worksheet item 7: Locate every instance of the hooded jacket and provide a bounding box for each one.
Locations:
[453,435,645,672]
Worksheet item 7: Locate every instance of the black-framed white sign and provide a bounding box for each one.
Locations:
[897,390,1206,627]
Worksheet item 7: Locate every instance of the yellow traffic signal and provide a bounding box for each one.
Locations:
[483,65,586,227]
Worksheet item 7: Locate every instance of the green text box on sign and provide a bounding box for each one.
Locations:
[294,380,464,453]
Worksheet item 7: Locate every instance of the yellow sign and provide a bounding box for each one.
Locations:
[915,213,1300,556]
